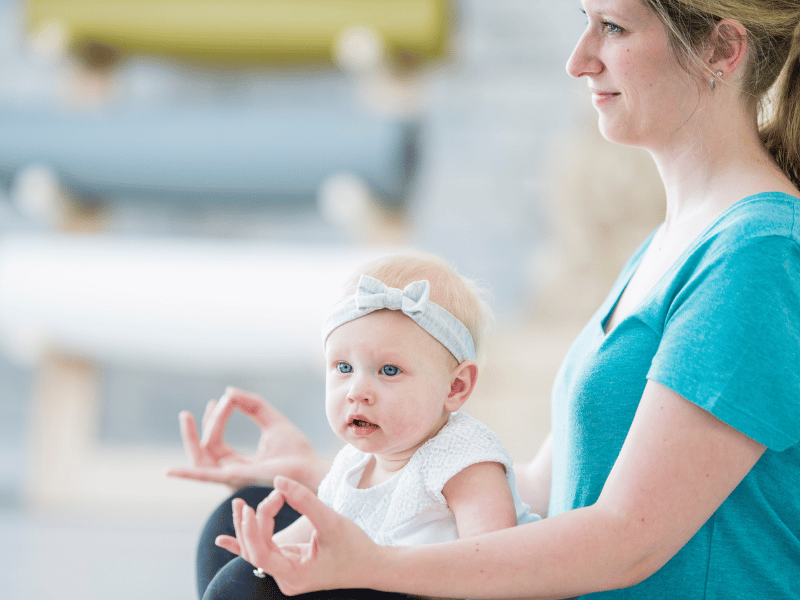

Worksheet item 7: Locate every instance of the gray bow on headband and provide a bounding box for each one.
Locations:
[322,275,475,362]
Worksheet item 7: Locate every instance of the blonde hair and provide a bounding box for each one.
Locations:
[644,0,800,188]
[340,253,493,365]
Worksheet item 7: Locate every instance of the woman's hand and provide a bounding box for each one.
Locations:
[216,476,385,596]
[165,387,331,492]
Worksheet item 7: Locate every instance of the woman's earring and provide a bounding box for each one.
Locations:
[710,70,723,90]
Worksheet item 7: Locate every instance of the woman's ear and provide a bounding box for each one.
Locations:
[444,360,478,412]
[708,19,749,75]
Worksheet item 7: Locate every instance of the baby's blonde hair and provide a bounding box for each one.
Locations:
[341,253,493,366]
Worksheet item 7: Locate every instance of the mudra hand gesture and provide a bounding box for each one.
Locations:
[215,476,381,596]
[165,387,330,492]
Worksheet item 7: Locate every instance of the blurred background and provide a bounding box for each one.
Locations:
[0,0,666,598]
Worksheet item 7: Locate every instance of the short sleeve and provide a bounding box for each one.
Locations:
[648,236,800,450]
[416,413,513,500]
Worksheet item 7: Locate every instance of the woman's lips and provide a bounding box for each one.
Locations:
[590,89,620,104]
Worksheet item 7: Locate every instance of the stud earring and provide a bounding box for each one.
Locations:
[710,70,723,90]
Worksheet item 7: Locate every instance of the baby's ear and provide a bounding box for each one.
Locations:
[444,360,478,412]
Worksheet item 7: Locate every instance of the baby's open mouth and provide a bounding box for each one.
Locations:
[350,418,378,429]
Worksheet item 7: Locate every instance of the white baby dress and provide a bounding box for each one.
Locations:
[317,412,539,546]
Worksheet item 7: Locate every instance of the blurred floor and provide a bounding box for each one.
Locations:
[0,509,198,600]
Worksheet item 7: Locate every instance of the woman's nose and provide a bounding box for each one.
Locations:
[566,30,602,78]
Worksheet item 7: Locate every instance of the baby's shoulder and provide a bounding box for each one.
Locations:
[429,412,506,449]
[410,413,513,491]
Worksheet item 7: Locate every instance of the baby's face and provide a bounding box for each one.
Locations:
[324,309,458,462]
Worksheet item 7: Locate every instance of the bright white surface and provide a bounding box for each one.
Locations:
[0,234,398,370]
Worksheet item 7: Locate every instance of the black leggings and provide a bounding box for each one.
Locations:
[197,486,412,600]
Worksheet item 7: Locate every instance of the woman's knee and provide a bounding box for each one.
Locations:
[202,556,287,600]
[197,487,273,597]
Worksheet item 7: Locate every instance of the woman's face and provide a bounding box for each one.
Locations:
[567,0,702,148]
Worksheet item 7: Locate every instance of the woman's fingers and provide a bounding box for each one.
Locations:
[201,399,217,432]
[240,504,263,563]
[165,458,273,488]
[255,490,283,541]
[201,387,270,448]
[240,503,295,575]
[163,464,229,484]
[178,410,203,465]
[273,476,337,531]
[231,498,248,561]
[200,390,235,448]
[214,491,287,569]
[215,534,242,555]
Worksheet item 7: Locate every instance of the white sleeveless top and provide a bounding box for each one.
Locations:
[317,412,539,546]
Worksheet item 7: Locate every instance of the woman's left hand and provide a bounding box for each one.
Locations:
[215,476,386,596]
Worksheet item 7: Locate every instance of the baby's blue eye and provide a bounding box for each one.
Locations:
[380,365,400,376]
[337,362,353,373]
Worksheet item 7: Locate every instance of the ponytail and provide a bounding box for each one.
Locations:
[760,27,800,189]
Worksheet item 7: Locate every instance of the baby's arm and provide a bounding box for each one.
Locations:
[441,461,518,538]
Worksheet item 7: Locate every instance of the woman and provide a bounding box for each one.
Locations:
[169,0,800,597]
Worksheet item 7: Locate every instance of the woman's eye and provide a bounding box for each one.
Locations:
[337,362,353,374]
[380,365,400,376]
[580,9,623,35]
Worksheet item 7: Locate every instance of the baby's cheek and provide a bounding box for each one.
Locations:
[384,410,417,437]
[324,394,341,427]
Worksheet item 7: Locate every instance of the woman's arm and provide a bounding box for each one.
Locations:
[374,380,765,598]
[233,380,765,598]
[513,433,552,518]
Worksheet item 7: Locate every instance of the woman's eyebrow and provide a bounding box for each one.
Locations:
[582,0,641,22]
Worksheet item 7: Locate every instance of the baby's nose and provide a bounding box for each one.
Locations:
[347,374,376,405]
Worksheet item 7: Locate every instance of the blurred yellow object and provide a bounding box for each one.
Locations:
[25,0,451,65]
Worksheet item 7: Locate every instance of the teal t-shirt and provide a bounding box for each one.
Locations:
[550,192,800,598]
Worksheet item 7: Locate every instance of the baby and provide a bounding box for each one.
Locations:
[229,252,537,563]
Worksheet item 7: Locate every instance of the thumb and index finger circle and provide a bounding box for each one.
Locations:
[201,387,280,448]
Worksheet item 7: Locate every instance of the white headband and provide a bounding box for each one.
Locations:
[322,275,475,363]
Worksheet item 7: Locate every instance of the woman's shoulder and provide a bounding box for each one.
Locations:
[663,191,800,303]
[729,189,796,219]
[704,190,799,249]
[654,191,800,308]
